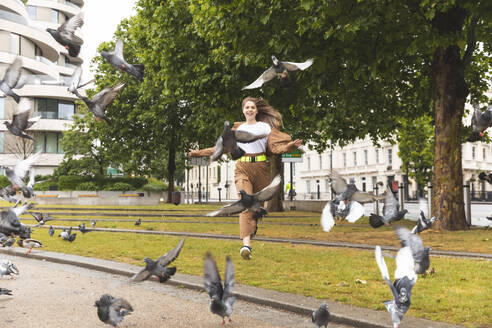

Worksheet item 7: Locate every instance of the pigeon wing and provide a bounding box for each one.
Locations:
[13,152,40,180]
[345,200,364,223]
[130,267,151,282]
[320,201,335,232]
[114,39,124,59]
[98,83,124,109]
[254,174,281,201]
[59,11,84,44]
[382,187,399,219]
[418,197,428,219]
[68,66,82,92]
[329,170,348,194]
[111,297,133,312]
[241,66,277,90]
[222,256,235,301]
[3,57,22,88]
[281,58,314,71]
[156,238,185,266]
[205,200,245,217]
[12,111,30,131]
[204,253,224,299]
[210,136,224,161]
[394,247,417,282]
[234,130,269,143]
[394,226,424,259]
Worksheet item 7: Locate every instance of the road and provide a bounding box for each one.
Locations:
[0,255,354,328]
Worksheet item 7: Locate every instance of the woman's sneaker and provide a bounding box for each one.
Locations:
[240,246,252,260]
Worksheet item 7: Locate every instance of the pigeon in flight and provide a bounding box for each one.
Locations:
[31,212,54,227]
[330,170,384,203]
[46,11,84,57]
[0,288,12,295]
[369,187,408,228]
[0,186,19,204]
[130,238,184,283]
[312,302,331,328]
[0,259,18,278]
[478,172,492,184]
[320,199,365,232]
[206,175,281,218]
[4,98,41,140]
[394,226,431,274]
[59,227,76,242]
[101,39,145,81]
[134,218,141,226]
[73,82,125,124]
[210,121,269,161]
[48,225,54,237]
[0,202,34,237]
[467,103,492,142]
[411,199,439,234]
[0,57,26,103]
[22,169,47,198]
[0,233,14,247]
[17,238,43,254]
[95,294,133,328]
[204,253,236,325]
[1,152,40,192]
[67,65,94,94]
[375,245,417,328]
[242,56,313,90]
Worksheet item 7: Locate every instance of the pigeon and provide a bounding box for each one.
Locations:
[329,170,384,203]
[467,103,492,142]
[210,121,269,161]
[91,220,96,227]
[46,11,84,57]
[134,218,141,226]
[17,238,42,254]
[130,239,184,283]
[312,302,331,328]
[67,65,94,94]
[320,199,365,232]
[204,253,236,325]
[369,187,408,228]
[94,294,133,328]
[1,236,15,247]
[100,39,145,81]
[0,233,9,245]
[478,172,492,184]
[411,199,439,234]
[242,56,313,90]
[1,152,40,191]
[22,169,46,198]
[375,245,417,328]
[59,227,76,242]
[0,57,24,103]
[31,212,54,226]
[0,186,19,204]
[0,288,12,295]
[0,202,34,236]
[206,174,281,218]
[73,82,125,124]
[4,98,41,140]
[79,222,88,233]
[0,259,18,278]
[394,226,431,274]
[48,225,54,237]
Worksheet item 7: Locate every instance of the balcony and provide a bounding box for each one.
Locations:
[0,0,28,18]
[27,0,80,17]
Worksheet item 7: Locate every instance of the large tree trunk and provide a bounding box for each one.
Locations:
[166,139,176,203]
[431,29,469,229]
[266,154,284,212]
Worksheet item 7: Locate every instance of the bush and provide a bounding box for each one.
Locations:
[76,182,100,191]
[34,181,56,191]
[58,175,87,190]
[0,176,10,188]
[142,181,168,192]
[104,182,133,191]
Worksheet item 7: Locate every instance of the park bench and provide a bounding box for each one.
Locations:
[119,193,145,197]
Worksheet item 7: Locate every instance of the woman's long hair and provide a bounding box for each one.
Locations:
[242,97,283,129]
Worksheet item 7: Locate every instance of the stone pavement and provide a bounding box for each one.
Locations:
[0,247,464,328]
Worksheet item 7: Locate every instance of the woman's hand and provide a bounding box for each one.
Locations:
[188,149,199,157]
[291,139,303,148]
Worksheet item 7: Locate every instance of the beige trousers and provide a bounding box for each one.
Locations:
[234,161,271,239]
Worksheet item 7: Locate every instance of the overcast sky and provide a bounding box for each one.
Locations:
[80,0,137,80]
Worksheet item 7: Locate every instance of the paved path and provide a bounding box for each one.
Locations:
[0,255,352,328]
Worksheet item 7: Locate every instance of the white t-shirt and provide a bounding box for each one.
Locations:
[236,122,271,154]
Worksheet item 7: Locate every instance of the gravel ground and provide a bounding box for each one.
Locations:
[0,255,353,328]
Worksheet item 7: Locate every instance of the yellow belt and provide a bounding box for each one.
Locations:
[237,154,267,163]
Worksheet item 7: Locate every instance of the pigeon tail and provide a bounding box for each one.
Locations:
[68,44,81,57]
[133,64,145,81]
[230,147,245,160]
[369,214,385,228]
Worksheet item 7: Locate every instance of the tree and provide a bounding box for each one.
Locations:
[188,0,491,229]
[397,114,434,197]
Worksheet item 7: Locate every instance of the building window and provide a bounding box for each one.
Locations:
[472,146,475,159]
[0,97,4,119]
[306,180,311,193]
[35,98,75,119]
[388,148,393,165]
[319,154,322,170]
[51,9,59,23]
[362,177,366,192]
[27,5,36,19]
[35,44,43,57]
[325,179,329,192]
[372,176,377,191]
[11,33,20,55]
[364,150,368,165]
[483,148,486,161]
[34,133,64,154]
[0,132,3,153]
[307,157,311,170]
[343,153,347,168]
[375,149,379,164]
[353,151,357,167]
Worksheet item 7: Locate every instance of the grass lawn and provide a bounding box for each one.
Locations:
[25,228,491,327]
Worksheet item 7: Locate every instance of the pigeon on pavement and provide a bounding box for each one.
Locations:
[242,56,313,90]
[210,121,269,161]
[467,103,492,142]
[369,187,408,228]
[17,238,43,254]
[0,259,19,278]
[46,11,84,57]
[31,212,54,226]
[73,82,125,124]
[48,225,54,237]
[0,288,12,295]
[375,245,417,328]
[206,175,281,219]
[4,98,40,140]
[312,302,331,327]
[130,239,184,283]
[394,226,431,274]
[411,199,439,234]
[0,57,24,103]
[204,253,236,325]
[100,39,145,81]
[95,294,133,327]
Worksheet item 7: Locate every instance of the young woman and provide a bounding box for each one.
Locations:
[189,97,302,260]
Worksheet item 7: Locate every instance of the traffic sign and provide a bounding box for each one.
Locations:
[282,149,303,163]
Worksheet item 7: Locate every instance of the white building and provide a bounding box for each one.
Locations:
[0,0,83,174]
